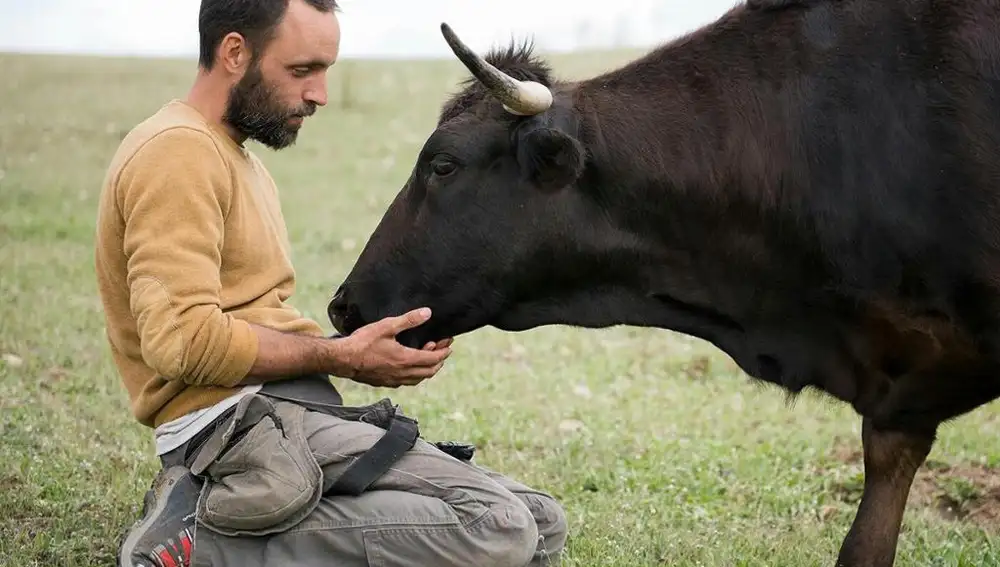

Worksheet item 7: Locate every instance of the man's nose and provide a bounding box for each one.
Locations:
[305,82,328,107]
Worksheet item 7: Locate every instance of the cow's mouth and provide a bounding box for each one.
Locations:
[327,292,462,348]
[328,280,510,348]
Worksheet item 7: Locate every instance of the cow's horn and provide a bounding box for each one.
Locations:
[440,22,553,116]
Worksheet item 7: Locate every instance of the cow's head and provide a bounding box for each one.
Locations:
[330,24,655,347]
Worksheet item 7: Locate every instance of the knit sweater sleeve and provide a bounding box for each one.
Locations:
[116,126,259,387]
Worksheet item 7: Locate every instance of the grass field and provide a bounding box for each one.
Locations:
[3,46,1000,567]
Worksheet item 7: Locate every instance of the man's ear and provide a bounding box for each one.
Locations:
[218,32,252,74]
[516,127,586,191]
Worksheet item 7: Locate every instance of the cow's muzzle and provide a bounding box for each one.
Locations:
[328,285,364,336]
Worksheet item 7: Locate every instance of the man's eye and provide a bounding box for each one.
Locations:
[432,161,457,176]
[291,67,310,77]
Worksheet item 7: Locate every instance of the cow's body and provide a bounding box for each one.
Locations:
[553,0,1000,427]
[330,0,1000,564]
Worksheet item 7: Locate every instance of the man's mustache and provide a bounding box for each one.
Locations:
[294,104,317,118]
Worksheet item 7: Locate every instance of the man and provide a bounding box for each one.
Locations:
[94,1,568,565]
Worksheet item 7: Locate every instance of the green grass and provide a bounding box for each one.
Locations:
[2,49,1000,567]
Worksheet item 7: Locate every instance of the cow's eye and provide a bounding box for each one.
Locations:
[430,158,457,177]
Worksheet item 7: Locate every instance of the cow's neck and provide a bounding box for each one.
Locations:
[564,26,871,405]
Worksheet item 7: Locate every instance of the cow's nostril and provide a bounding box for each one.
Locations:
[330,285,346,305]
[328,286,349,330]
[327,285,369,335]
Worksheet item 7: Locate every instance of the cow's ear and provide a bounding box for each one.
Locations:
[516,127,585,191]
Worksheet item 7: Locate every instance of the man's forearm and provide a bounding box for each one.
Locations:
[239,323,352,385]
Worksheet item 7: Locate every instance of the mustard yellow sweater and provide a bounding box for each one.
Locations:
[95,100,324,428]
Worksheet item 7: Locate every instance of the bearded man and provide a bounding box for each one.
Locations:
[94,1,568,565]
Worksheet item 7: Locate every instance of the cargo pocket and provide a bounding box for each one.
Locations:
[190,394,323,537]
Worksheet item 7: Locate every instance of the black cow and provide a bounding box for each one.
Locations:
[329,0,1000,564]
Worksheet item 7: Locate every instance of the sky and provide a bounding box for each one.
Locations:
[0,0,741,60]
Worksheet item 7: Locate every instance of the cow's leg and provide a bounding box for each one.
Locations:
[834,417,935,567]
[835,353,1000,566]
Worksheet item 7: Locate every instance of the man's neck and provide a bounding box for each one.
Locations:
[185,70,247,146]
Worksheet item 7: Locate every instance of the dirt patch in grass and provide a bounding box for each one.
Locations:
[912,462,1000,528]
[830,441,863,465]
[830,439,1000,530]
[0,474,22,492]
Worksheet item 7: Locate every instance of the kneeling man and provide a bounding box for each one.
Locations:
[95,1,568,565]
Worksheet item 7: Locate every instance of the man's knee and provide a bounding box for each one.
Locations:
[525,492,569,559]
[483,499,541,567]
[507,489,568,565]
[360,498,539,567]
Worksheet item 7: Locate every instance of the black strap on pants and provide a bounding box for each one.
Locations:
[326,410,420,496]
[257,373,421,497]
[171,374,434,498]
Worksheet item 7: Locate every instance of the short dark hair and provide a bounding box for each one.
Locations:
[198,0,338,69]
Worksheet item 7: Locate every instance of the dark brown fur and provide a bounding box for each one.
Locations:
[331,1,1000,564]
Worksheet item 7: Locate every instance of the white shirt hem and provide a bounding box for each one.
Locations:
[153,385,262,456]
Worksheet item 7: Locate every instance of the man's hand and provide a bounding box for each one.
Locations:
[239,308,453,388]
[333,307,454,388]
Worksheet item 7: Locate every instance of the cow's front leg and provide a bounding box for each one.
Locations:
[834,417,935,567]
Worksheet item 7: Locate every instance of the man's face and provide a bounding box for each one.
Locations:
[223,0,341,149]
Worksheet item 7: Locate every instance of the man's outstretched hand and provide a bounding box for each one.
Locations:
[332,307,454,388]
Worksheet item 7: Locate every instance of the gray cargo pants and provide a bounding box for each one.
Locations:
[163,392,567,567]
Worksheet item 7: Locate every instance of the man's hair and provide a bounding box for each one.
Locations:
[199,0,338,69]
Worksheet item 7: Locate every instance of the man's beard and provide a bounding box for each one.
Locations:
[223,62,315,150]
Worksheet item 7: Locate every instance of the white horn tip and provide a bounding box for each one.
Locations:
[504,81,554,115]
